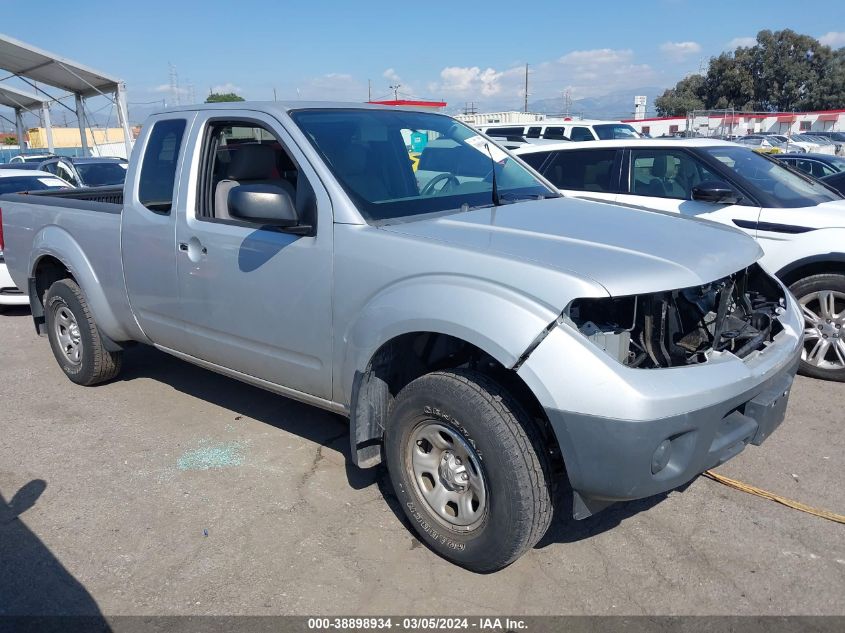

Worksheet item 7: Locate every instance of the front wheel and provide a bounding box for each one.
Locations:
[385,370,553,573]
[790,273,845,382]
[44,278,122,385]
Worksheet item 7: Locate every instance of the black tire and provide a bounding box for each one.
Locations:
[789,273,845,382]
[385,369,553,572]
[44,278,122,386]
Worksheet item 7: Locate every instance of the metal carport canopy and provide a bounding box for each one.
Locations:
[0,33,132,157]
[0,82,52,153]
[0,82,45,110]
[0,33,121,97]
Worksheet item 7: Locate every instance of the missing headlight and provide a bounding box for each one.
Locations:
[568,264,785,368]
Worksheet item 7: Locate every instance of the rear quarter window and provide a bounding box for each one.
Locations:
[138,119,187,213]
[540,149,618,192]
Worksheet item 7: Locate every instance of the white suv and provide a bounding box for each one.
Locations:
[515,138,845,381]
[480,119,640,142]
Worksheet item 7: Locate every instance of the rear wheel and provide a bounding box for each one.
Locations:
[790,274,845,382]
[385,370,553,572]
[44,278,122,385]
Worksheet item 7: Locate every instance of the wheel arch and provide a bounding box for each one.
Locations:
[775,253,845,288]
[348,330,560,470]
[28,226,130,342]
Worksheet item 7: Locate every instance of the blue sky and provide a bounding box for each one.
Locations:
[4,0,845,118]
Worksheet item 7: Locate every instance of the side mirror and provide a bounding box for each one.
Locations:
[228,184,299,227]
[691,180,742,204]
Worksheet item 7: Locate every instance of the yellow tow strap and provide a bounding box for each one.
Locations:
[703,470,845,525]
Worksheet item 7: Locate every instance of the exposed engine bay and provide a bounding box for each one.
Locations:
[567,264,786,368]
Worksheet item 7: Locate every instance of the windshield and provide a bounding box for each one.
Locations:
[0,175,70,194]
[593,124,640,140]
[290,109,554,222]
[704,146,841,207]
[75,162,128,186]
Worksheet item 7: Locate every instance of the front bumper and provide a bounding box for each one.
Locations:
[517,284,804,519]
[545,356,798,518]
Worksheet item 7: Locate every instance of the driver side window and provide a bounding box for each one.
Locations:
[196,120,316,226]
[629,150,718,200]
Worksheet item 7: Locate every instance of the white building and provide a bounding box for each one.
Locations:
[454,111,549,125]
[625,109,845,138]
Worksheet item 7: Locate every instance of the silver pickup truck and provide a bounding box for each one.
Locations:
[0,102,803,572]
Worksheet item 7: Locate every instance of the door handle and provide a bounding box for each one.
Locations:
[179,241,208,254]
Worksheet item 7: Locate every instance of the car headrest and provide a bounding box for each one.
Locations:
[227,144,276,180]
[651,155,667,178]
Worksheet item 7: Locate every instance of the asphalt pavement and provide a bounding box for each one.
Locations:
[1,305,843,616]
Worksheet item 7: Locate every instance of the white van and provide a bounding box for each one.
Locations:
[479,119,641,142]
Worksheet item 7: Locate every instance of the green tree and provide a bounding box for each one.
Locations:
[655,74,705,116]
[657,29,845,113]
[205,92,245,103]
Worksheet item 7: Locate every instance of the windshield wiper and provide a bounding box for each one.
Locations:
[484,142,502,207]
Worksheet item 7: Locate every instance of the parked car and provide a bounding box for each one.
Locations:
[807,131,845,155]
[514,138,845,381]
[820,171,845,196]
[9,153,57,164]
[791,134,836,155]
[0,103,802,572]
[38,156,128,188]
[759,134,815,153]
[479,119,641,142]
[0,169,73,310]
[774,153,845,179]
[735,135,785,154]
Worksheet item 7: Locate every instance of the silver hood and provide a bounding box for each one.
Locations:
[380,197,763,297]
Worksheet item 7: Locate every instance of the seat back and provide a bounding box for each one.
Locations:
[214,144,294,219]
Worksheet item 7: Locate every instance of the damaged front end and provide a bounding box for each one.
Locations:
[567,264,787,368]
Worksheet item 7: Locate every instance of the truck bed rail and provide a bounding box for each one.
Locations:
[31,186,123,205]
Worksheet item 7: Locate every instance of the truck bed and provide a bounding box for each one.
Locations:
[0,189,136,342]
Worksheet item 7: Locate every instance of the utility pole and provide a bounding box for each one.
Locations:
[168,62,180,106]
[390,84,401,100]
[368,79,372,102]
[523,64,529,113]
[273,87,277,101]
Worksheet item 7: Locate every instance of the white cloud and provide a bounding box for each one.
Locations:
[383,68,401,83]
[428,47,658,106]
[559,48,633,66]
[727,36,757,50]
[298,73,364,100]
[660,41,702,61]
[211,82,242,95]
[433,66,506,97]
[819,31,845,48]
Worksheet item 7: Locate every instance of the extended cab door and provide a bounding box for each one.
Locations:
[614,147,761,238]
[172,111,333,400]
[122,114,195,349]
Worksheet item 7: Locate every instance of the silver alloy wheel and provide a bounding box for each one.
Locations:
[800,290,845,370]
[53,304,82,365]
[407,422,487,530]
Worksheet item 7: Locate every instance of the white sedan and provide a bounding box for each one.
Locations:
[514,138,845,382]
[0,169,73,310]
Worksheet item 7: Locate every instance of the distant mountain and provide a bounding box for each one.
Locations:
[529,87,664,120]
[447,86,666,120]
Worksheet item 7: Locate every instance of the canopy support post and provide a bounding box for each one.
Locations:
[14,106,26,152]
[41,102,54,153]
[75,93,89,155]
[115,83,132,159]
